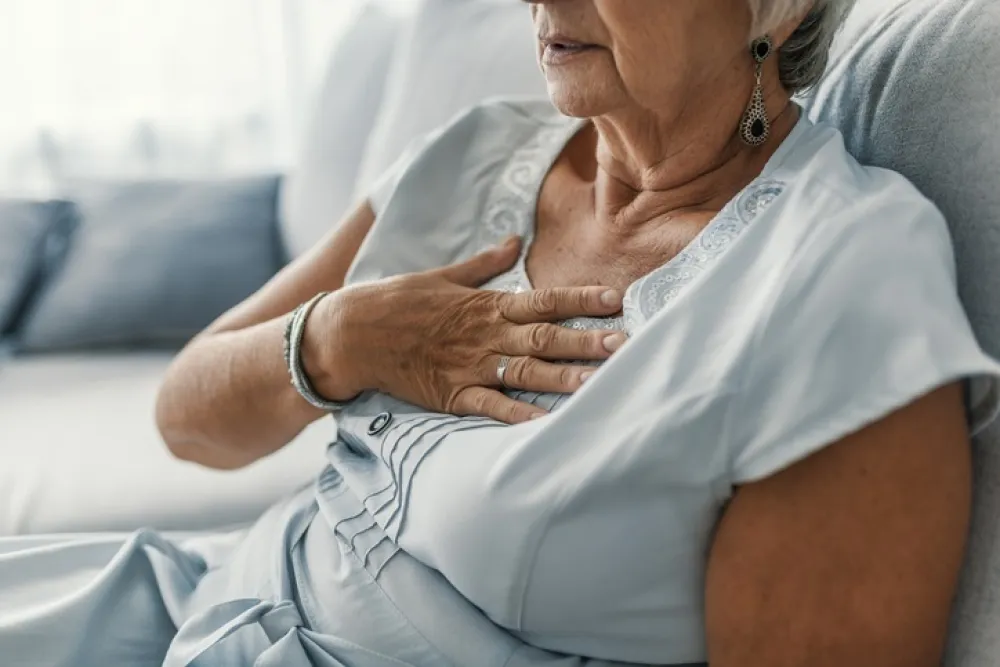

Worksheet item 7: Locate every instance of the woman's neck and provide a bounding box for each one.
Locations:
[586,89,798,233]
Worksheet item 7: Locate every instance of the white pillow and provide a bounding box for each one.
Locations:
[354,0,548,197]
[278,2,401,259]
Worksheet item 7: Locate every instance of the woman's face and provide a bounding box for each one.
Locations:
[526,0,756,118]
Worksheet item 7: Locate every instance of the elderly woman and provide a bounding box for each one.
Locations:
[3,1,999,666]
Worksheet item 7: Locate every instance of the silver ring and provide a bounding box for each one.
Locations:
[496,356,513,389]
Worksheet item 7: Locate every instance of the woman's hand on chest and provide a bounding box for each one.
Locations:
[302,238,627,424]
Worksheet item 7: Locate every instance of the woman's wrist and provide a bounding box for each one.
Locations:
[298,290,366,403]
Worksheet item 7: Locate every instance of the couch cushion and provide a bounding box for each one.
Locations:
[803,1,1000,664]
[278,2,402,258]
[353,0,547,198]
[0,352,330,535]
[19,175,282,352]
[0,200,73,337]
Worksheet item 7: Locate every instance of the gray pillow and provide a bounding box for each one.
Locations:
[19,176,283,351]
[0,200,74,338]
[803,1,1000,665]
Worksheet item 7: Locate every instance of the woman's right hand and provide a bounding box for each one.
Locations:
[301,237,626,424]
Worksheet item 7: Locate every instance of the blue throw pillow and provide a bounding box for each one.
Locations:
[19,175,283,351]
[0,200,75,339]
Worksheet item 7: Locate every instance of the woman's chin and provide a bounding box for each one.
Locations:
[545,82,612,119]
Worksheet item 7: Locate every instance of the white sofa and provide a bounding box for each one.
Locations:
[0,353,330,534]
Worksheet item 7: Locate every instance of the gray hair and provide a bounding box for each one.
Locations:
[748,0,856,92]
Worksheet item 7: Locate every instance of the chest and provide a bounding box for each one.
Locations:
[525,163,717,294]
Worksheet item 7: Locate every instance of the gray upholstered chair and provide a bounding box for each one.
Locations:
[804,0,1000,663]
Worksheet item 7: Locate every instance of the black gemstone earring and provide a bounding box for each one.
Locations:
[740,35,773,147]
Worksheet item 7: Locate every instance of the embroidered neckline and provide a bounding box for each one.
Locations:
[480,110,801,334]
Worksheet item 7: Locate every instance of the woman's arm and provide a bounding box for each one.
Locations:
[156,201,624,470]
[706,382,971,667]
[155,202,378,470]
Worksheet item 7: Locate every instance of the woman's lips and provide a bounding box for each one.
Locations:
[540,40,600,66]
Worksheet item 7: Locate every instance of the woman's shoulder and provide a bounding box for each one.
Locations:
[365,97,567,215]
[752,118,962,337]
[414,96,574,171]
[720,118,1000,483]
[408,97,567,152]
[350,98,571,284]
[775,117,951,246]
[758,117,956,287]
[468,96,569,127]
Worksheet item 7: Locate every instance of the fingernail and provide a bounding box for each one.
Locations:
[601,289,621,307]
[530,413,546,421]
[603,333,626,352]
[580,372,594,383]
[504,235,520,247]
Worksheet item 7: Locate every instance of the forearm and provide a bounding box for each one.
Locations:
[154,203,378,470]
[155,314,325,470]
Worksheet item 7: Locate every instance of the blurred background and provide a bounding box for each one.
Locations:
[0,0,543,538]
[0,0,411,195]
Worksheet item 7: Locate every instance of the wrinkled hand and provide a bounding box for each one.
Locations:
[305,238,626,424]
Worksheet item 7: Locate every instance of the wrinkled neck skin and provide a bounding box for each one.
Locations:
[584,78,798,236]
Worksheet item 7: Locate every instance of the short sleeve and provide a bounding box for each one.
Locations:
[730,186,1000,484]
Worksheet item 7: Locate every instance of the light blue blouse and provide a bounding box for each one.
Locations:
[1,99,997,667]
[340,99,1000,663]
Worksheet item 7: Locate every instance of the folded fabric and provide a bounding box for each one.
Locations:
[0,199,74,339]
[18,175,283,352]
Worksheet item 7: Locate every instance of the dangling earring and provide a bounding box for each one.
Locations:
[740,35,773,147]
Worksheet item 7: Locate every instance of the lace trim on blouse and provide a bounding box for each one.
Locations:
[478,115,787,337]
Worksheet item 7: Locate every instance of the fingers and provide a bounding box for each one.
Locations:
[500,287,623,324]
[493,355,599,394]
[503,324,627,361]
[437,236,522,287]
[453,387,546,425]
